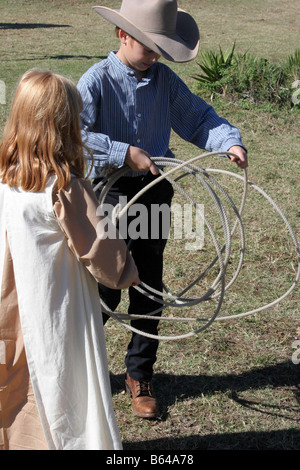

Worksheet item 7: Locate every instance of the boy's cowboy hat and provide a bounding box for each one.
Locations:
[93,0,200,62]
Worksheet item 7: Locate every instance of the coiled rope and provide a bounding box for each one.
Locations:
[93,152,300,341]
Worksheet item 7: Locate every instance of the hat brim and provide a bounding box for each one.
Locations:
[93,6,200,62]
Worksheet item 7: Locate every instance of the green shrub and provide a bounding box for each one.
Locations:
[221,54,290,106]
[194,46,300,110]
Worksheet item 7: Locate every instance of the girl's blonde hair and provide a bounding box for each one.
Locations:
[0,69,92,191]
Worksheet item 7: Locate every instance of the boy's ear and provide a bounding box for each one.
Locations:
[118,28,130,44]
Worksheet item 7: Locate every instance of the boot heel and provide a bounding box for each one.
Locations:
[125,378,132,396]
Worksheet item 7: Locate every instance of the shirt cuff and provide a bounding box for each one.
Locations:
[109,141,130,168]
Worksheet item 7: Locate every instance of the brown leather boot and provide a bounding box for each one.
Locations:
[125,372,158,418]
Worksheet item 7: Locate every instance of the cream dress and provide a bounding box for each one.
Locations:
[0,177,138,450]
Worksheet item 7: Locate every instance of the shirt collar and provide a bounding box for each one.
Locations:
[108,51,154,83]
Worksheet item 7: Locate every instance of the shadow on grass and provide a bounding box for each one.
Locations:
[47,55,107,61]
[123,428,300,450]
[2,54,107,62]
[110,361,300,450]
[0,23,71,29]
[153,361,300,410]
[111,361,299,404]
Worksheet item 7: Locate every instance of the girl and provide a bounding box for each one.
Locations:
[0,69,139,450]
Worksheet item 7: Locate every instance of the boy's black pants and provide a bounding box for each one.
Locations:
[94,172,174,381]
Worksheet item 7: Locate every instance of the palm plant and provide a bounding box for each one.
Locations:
[194,42,236,84]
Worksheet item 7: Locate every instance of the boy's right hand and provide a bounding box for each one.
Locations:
[125,145,159,175]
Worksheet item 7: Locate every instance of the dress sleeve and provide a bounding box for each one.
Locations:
[52,178,139,290]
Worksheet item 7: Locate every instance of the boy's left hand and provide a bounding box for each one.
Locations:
[228,145,248,169]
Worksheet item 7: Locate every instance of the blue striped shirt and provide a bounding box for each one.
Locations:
[77,51,244,179]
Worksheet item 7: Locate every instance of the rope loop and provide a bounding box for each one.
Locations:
[93,152,300,341]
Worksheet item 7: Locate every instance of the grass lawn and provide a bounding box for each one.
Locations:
[1,0,299,450]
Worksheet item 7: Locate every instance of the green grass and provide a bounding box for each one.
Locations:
[1,0,300,450]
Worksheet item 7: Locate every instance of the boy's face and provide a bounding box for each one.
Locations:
[117,32,160,74]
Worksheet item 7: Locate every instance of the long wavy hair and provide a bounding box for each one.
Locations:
[0,69,92,191]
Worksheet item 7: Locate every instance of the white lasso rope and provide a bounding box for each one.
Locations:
[93,152,300,341]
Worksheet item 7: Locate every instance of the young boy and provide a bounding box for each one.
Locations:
[77,0,248,419]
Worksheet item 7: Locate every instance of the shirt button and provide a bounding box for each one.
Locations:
[136,139,141,143]
[137,113,141,117]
